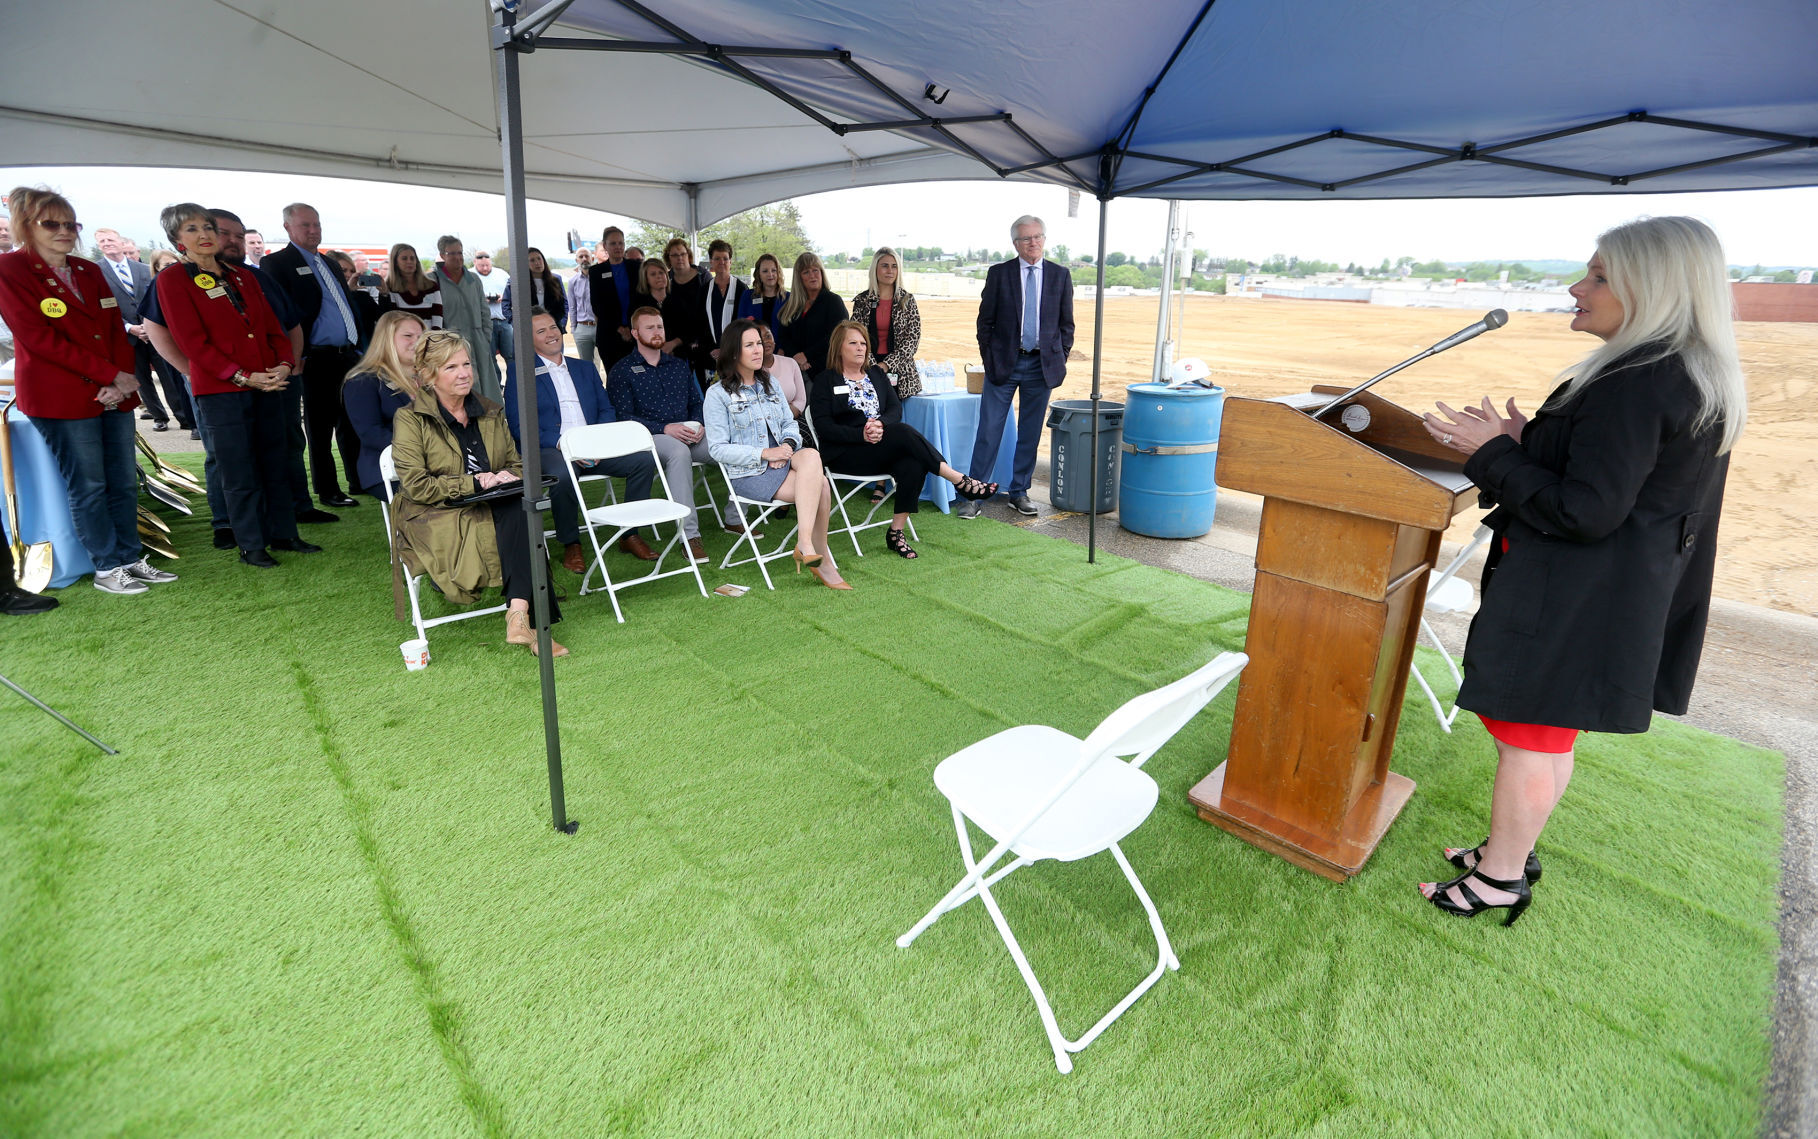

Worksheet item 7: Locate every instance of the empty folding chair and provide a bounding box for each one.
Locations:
[712,459,802,590]
[806,404,917,557]
[1409,523,1492,731]
[378,446,510,649]
[560,422,708,622]
[898,651,1249,1073]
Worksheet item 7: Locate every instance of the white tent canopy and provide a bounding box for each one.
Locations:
[5,0,1814,229]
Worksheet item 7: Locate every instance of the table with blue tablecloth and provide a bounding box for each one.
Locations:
[3,403,96,588]
[900,390,1018,512]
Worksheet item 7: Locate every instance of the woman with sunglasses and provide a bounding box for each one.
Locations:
[0,185,170,595]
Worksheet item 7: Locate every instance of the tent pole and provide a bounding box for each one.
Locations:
[495,4,573,835]
[1152,199,1179,382]
[1088,191,1109,564]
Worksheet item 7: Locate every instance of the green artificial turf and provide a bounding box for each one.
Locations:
[0,458,1785,1137]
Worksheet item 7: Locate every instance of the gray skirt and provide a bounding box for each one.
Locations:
[730,463,790,503]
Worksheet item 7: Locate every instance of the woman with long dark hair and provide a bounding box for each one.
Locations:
[741,251,789,343]
[1417,216,1748,924]
[703,318,846,589]
[502,246,567,332]
[379,242,442,330]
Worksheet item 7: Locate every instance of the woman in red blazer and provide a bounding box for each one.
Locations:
[154,202,311,568]
[0,186,172,595]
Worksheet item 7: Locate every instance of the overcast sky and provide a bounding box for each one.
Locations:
[8,165,1816,270]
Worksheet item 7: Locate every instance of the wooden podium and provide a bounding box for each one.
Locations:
[1188,386,1477,880]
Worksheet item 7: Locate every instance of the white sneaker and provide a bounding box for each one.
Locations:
[123,558,178,584]
[93,567,150,594]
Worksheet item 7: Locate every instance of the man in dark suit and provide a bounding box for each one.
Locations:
[503,307,660,572]
[585,225,643,370]
[95,227,190,432]
[261,202,362,509]
[958,214,1074,518]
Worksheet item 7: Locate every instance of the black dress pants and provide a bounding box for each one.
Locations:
[824,422,945,516]
[303,345,361,499]
[489,497,561,622]
[197,389,299,553]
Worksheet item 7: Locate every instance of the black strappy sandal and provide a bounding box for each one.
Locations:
[1444,840,1542,885]
[954,475,997,501]
[885,526,918,559]
[1419,868,1532,926]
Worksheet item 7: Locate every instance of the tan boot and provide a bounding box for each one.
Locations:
[506,609,569,656]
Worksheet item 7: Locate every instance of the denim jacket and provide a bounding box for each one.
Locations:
[704,378,802,479]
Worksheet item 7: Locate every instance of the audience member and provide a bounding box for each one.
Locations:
[810,320,994,559]
[390,329,566,656]
[568,246,598,368]
[585,226,642,368]
[501,247,567,333]
[849,246,923,398]
[504,307,661,572]
[263,202,363,510]
[350,251,383,296]
[433,235,500,402]
[777,251,847,378]
[759,323,807,420]
[121,240,141,262]
[605,306,725,560]
[633,257,688,357]
[142,249,195,437]
[699,239,748,377]
[380,243,443,330]
[154,202,314,568]
[705,319,846,589]
[742,252,788,343]
[342,310,425,499]
[0,186,168,595]
[958,214,1073,520]
[95,226,191,432]
[243,229,264,265]
[473,250,512,363]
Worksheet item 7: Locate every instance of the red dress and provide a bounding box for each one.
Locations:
[1476,535,1580,753]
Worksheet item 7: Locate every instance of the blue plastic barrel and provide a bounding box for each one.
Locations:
[1117,382,1224,538]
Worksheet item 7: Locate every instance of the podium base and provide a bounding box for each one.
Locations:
[1187,763,1415,881]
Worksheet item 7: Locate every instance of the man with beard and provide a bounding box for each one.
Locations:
[606,307,713,563]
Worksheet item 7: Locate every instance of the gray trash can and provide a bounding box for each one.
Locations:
[1046,399,1123,513]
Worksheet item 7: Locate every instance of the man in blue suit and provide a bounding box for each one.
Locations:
[959,214,1074,518]
[504,307,659,572]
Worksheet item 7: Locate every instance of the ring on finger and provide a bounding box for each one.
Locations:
[1442,433,1453,445]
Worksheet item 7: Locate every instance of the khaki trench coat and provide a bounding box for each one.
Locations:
[389,387,522,611]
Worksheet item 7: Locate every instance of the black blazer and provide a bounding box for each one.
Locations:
[976,257,1074,387]
[1456,349,1730,733]
[585,257,644,333]
[808,366,899,450]
[777,289,850,376]
[259,243,328,334]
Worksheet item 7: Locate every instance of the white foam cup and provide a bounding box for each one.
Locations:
[400,639,430,670]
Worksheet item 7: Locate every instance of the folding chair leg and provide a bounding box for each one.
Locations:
[1408,661,1453,732]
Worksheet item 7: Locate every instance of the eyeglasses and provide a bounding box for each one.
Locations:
[39,219,83,233]
[1013,234,1045,244]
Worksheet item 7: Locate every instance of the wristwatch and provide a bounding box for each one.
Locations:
[232,370,251,387]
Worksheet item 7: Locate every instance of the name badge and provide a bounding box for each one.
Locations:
[631,365,646,374]
[206,286,228,299]
[100,297,118,309]
[534,366,550,375]
[296,266,313,276]
[832,385,850,395]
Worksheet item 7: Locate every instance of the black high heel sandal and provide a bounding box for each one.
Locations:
[954,475,997,501]
[1444,840,1542,885]
[1419,868,1532,926]
[885,527,918,559]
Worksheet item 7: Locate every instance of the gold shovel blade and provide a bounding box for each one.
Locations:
[137,507,172,533]
[14,540,54,593]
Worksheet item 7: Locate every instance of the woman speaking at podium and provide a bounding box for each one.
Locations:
[1417,216,1747,925]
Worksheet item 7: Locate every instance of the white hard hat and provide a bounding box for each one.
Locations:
[1168,357,1211,386]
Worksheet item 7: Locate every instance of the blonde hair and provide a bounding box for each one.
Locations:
[387,243,434,293]
[148,250,181,273]
[779,251,826,326]
[865,246,906,300]
[826,318,871,375]
[1549,216,1747,454]
[7,186,76,250]
[413,329,472,389]
[354,311,428,396]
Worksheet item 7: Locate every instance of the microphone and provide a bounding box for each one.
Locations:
[1311,309,1509,419]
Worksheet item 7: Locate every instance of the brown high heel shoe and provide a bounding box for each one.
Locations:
[813,566,853,591]
[793,548,823,573]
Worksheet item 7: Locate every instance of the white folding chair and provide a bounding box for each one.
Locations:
[806,404,918,557]
[897,651,1249,1073]
[560,422,708,622]
[377,446,510,649]
[1409,524,1492,731]
[714,460,801,590]
[540,439,618,545]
